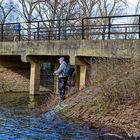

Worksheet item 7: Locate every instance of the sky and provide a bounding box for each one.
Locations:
[127,0,139,5]
[10,0,139,14]
[127,0,139,13]
[6,0,140,16]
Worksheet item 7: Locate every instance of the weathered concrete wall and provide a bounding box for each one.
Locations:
[0,56,53,93]
[88,58,131,86]
[0,40,139,64]
[0,56,30,92]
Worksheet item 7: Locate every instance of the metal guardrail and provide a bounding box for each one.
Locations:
[0,15,140,42]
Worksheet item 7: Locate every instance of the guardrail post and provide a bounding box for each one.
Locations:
[58,20,61,40]
[125,27,127,40]
[48,30,51,40]
[1,24,3,41]
[18,23,21,41]
[82,18,85,39]
[138,16,140,39]
[37,21,40,40]
[108,17,111,39]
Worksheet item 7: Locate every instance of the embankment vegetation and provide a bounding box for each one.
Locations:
[42,58,139,137]
[60,59,140,138]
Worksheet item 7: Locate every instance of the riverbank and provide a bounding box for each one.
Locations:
[60,87,140,139]
[39,87,140,139]
[40,61,140,139]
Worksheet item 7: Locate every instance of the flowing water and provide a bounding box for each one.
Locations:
[0,93,123,140]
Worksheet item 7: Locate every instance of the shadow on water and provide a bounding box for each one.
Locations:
[0,93,125,140]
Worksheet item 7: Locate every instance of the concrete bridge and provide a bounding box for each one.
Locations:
[0,15,140,94]
[0,39,139,94]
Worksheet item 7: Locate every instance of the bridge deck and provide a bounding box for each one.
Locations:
[0,39,139,64]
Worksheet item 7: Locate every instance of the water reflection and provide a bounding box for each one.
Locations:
[0,93,123,140]
[28,95,36,109]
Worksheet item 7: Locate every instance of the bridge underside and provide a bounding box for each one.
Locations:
[0,54,91,94]
[27,55,131,95]
[28,55,91,94]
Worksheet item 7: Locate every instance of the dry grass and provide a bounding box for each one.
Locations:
[37,93,59,113]
[89,59,140,106]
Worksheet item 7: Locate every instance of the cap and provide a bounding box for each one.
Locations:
[58,57,65,61]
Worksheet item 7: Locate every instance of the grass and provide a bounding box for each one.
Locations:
[89,59,140,107]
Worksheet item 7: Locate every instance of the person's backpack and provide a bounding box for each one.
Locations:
[63,63,75,77]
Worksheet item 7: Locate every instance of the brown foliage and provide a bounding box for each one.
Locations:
[89,59,140,106]
[37,93,59,113]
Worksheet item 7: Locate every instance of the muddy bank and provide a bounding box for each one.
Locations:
[58,87,140,140]
[33,61,140,139]
[38,88,139,139]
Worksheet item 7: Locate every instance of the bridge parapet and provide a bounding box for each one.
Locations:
[1,15,140,42]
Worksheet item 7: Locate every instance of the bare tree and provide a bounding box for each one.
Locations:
[0,0,19,41]
[0,0,16,23]
[97,0,127,17]
[94,0,127,40]
[34,0,78,40]
[35,0,77,20]
[75,0,98,39]
[15,0,129,41]
[17,0,40,40]
[127,0,140,40]
[71,0,127,40]
[134,0,140,14]
[76,0,98,17]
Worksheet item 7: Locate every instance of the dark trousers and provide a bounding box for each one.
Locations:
[58,77,68,99]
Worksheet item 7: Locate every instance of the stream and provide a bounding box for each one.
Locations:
[0,93,124,140]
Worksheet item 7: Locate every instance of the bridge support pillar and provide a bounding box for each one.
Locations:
[30,62,40,95]
[54,63,59,94]
[76,65,87,90]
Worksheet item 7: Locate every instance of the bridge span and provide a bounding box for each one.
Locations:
[0,15,140,94]
[0,39,139,94]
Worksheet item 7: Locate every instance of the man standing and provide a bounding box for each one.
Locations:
[54,57,68,100]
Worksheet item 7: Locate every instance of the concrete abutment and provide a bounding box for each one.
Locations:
[30,61,40,95]
[28,56,88,95]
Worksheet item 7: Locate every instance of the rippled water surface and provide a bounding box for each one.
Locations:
[0,93,102,140]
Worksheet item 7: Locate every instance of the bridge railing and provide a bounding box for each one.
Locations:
[0,15,140,42]
[82,15,140,40]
